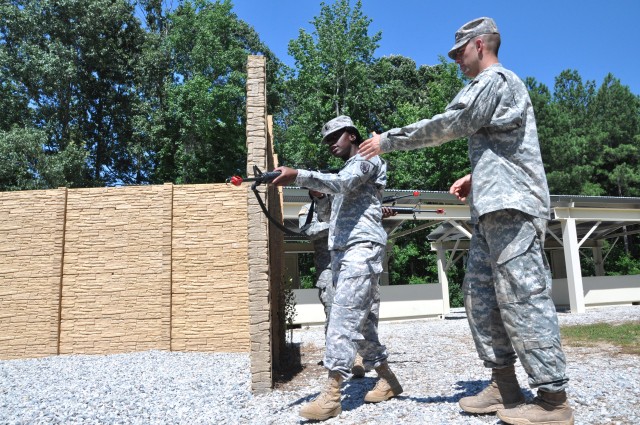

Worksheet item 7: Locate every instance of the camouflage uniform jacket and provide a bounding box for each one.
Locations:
[295,154,387,250]
[379,63,550,223]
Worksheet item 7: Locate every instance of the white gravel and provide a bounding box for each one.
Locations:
[1,305,638,424]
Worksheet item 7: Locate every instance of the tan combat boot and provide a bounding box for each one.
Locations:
[299,371,343,421]
[364,361,403,403]
[458,365,525,414]
[497,389,574,425]
[351,353,366,378]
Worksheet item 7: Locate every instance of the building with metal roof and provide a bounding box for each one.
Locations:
[282,187,640,317]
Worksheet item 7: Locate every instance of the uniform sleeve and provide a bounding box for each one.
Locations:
[295,156,379,195]
[379,71,502,153]
[302,213,330,239]
[298,202,330,239]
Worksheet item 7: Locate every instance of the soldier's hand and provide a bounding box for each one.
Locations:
[271,166,298,186]
[359,132,382,160]
[449,174,472,202]
[382,206,397,219]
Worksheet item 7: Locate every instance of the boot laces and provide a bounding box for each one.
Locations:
[477,380,499,396]
[315,377,341,403]
[308,389,332,408]
[515,396,551,413]
[372,377,390,392]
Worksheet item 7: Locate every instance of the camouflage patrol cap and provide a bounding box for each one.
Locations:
[448,17,499,59]
[321,115,360,143]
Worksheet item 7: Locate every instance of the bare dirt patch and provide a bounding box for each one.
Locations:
[274,342,326,392]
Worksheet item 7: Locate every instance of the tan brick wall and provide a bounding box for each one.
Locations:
[0,188,66,359]
[1,54,275,393]
[171,184,250,352]
[0,183,251,360]
[59,185,172,355]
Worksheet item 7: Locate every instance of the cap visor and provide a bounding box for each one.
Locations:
[448,41,464,59]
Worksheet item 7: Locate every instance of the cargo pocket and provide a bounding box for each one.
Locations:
[340,242,383,278]
[493,219,536,265]
[523,338,558,384]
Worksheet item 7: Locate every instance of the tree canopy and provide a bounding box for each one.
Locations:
[1,0,638,287]
[2,0,637,195]
[0,0,283,187]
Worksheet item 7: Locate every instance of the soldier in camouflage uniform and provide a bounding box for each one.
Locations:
[298,190,368,378]
[359,17,573,425]
[273,115,403,421]
[298,190,334,330]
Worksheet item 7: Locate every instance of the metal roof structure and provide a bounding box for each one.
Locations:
[282,187,640,313]
[282,188,467,243]
[283,187,640,244]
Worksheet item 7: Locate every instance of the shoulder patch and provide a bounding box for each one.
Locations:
[360,161,371,174]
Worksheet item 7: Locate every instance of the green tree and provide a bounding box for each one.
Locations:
[525,76,553,143]
[590,74,640,198]
[0,48,30,131]
[371,57,468,190]
[533,70,640,199]
[1,0,148,187]
[277,0,381,169]
[536,70,604,195]
[0,127,87,191]
[151,0,283,184]
[127,0,174,184]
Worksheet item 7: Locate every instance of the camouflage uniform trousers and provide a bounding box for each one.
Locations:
[323,242,388,379]
[316,267,334,335]
[463,209,569,392]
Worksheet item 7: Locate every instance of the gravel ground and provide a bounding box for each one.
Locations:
[1,305,638,425]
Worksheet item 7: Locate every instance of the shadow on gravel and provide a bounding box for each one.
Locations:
[398,379,534,406]
[455,379,491,399]
[402,393,465,404]
[274,342,304,386]
[398,381,484,405]
[340,377,377,412]
[391,379,533,424]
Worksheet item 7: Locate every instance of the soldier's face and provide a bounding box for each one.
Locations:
[324,130,354,160]
[455,38,481,78]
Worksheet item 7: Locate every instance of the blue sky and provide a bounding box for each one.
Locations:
[232,0,639,95]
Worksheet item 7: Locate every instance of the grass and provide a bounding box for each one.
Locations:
[560,321,640,355]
